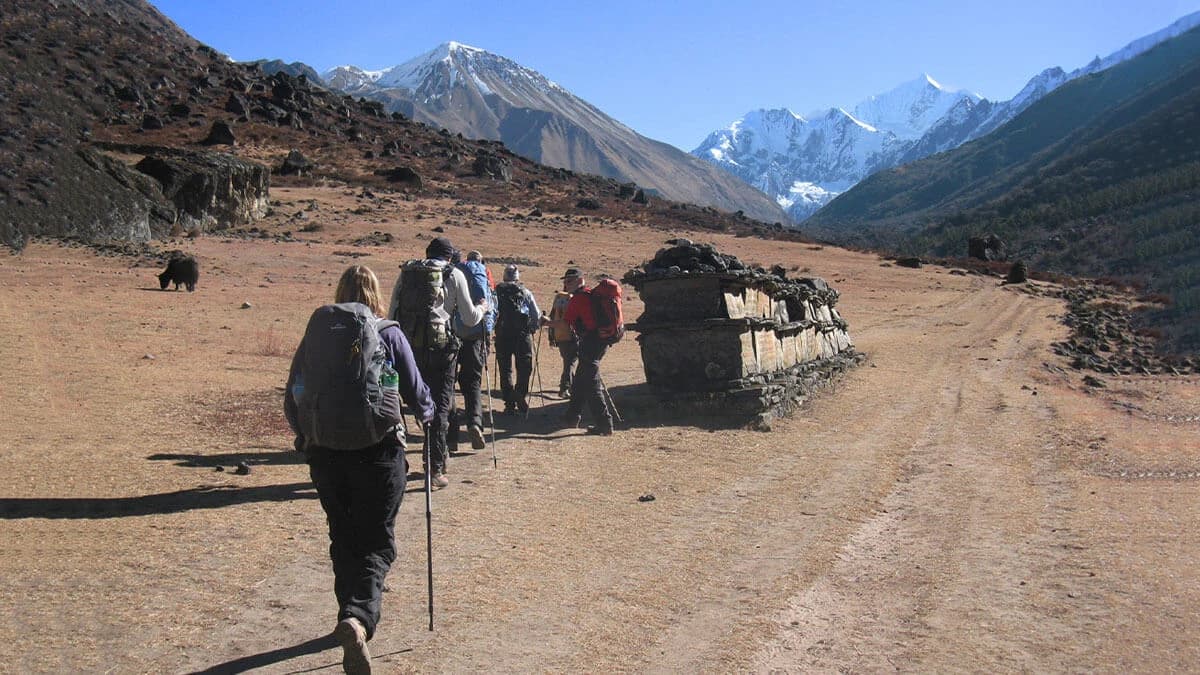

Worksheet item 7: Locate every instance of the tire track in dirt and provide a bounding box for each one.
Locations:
[748,289,1119,671]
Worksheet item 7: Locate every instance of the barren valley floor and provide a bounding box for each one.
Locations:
[1,187,1197,673]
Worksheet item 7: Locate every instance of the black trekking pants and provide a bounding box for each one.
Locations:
[307,443,406,641]
[496,332,534,408]
[415,346,457,474]
[557,340,578,394]
[567,334,611,430]
[452,337,488,437]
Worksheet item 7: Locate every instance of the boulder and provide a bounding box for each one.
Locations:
[472,152,512,181]
[575,198,602,210]
[1006,260,1028,284]
[271,79,295,104]
[135,149,269,233]
[224,93,247,115]
[276,149,313,176]
[895,256,922,269]
[201,120,236,146]
[140,115,163,130]
[968,234,1007,261]
[373,166,422,188]
[115,85,143,104]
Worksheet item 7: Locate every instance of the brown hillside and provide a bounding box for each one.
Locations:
[0,0,788,248]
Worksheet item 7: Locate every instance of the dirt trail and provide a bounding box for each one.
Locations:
[1,189,1197,673]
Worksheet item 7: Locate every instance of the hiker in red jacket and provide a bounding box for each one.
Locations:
[562,268,614,435]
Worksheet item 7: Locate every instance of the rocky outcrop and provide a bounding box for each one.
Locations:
[134,149,269,233]
[1049,284,1199,375]
[276,149,313,176]
[1,146,177,247]
[201,120,236,146]
[373,165,422,188]
[472,152,512,181]
[968,234,1007,261]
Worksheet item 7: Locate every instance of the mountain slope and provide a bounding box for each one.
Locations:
[323,43,788,223]
[0,3,788,248]
[805,24,1200,233]
[695,11,1200,224]
[810,27,1200,350]
[911,59,1200,351]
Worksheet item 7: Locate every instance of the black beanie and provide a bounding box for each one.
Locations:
[425,236,456,260]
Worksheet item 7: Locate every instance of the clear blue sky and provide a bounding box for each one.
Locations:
[150,0,1200,150]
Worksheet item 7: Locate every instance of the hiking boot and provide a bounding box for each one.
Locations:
[586,426,614,436]
[469,424,486,450]
[558,388,570,399]
[432,473,449,489]
[334,617,371,674]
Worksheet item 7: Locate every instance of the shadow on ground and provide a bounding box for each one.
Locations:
[148,447,304,469]
[0,482,317,519]
[188,633,412,674]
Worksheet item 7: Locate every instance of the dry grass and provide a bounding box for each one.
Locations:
[256,326,287,358]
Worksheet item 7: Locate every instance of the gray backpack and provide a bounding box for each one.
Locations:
[291,303,403,451]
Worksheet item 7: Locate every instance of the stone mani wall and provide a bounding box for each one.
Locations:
[634,274,854,392]
[623,242,860,427]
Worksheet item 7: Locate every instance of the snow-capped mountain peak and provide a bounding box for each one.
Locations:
[444,40,484,55]
[1008,66,1068,110]
[321,64,383,91]
[328,42,569,105]
[851,73,982,140]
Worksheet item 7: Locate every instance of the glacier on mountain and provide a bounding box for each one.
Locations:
[693,10,1200,224]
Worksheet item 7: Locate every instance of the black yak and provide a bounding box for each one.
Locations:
[158,255,199,292]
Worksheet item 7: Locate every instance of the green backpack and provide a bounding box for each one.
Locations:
[393,259,453,350]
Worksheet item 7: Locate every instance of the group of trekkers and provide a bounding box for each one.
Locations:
[388,236,617,490]
[283,235,621,673]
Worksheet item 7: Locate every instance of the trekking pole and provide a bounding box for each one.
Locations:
[525,331,539,419]
[600,377,622,423]
[483,342,498,469]
[532,329,546,411]
[423,433,434,631]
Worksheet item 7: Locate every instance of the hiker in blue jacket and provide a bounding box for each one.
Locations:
[493,264,542,414]
[451,250,495,453]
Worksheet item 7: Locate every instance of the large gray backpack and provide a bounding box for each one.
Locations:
[292,303,403,450]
